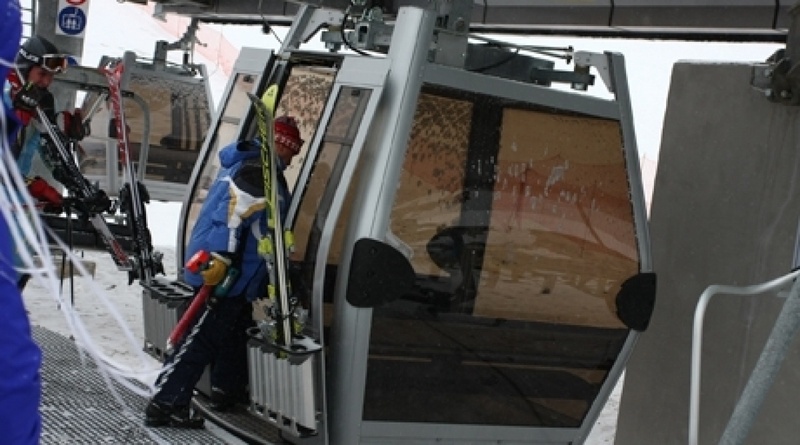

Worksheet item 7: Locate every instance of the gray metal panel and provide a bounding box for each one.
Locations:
[607,52,652,273]
[153,0,300,22]
[247,339,318,433]
[327,8,434,444]
[147,0,790,40]
[141,277,193,360]
[776,1,795,29]
[312,61,392,444]
[421,63,621,120]
[611,0,776,29]
[361,421,575,443]
[472,0,484,24]
[482,0,611,26]
[616,61,800,445]
[382,0,484,25]
[571,51,651,445]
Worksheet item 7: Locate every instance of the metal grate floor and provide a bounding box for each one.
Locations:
[35,326,237,444]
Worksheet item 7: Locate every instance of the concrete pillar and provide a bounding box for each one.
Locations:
[615,61,800,444]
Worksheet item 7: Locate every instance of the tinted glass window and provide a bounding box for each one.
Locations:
[363,86,639,427]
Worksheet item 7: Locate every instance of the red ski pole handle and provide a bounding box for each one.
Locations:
[186,250,212,273]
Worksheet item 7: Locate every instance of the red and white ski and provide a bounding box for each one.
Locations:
[102,60,164,283]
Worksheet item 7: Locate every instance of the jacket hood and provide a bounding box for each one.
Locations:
[219,140,260,168]
[218,139,288,171]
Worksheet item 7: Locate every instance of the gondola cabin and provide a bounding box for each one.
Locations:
[143,3,654,444]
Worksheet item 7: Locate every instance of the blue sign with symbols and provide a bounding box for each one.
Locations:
[57,6,86,36]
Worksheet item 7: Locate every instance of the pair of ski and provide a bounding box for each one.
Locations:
[102,60,163,284]
[25,61,162,284]
[167,86,298,353]
[248,86,298,351]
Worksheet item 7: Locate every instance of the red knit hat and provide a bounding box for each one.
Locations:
[274,115,300,138]
[274,115,303,154]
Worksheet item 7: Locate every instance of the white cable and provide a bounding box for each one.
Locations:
[0,99,162,403]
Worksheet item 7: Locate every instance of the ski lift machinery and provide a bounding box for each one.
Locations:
[48,35,212,256]
[143,1,655,444]
[56,33,213,203]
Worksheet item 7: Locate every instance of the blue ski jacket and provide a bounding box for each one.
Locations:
[183,139,291,301]
[0,213,42,445]
[0,2,42,443]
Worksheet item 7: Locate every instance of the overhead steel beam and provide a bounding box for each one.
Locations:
[136,0,795,42]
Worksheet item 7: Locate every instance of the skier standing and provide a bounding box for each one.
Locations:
[4,35,68,214]
[0,0,43,443]
[4,35,111,288]
[144,115,303,428]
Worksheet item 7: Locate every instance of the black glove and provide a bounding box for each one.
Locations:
[13,83,46,112]
[75,187,111,216]
[85,188,111,214]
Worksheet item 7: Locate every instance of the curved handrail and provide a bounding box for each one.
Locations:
[689,269,800,445]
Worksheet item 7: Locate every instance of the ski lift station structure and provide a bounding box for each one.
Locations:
[55,47,213,203]
[35,0,800,444]
[40,33,213,253]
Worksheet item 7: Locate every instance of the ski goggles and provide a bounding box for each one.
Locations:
[275,132,303,154]
[39,54,70,74]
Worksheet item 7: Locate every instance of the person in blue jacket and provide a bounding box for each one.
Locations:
[0,0,43,443]
[144,115,304,428]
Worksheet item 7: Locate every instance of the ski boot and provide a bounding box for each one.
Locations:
[144,400,205,429]
[209,386,248,412]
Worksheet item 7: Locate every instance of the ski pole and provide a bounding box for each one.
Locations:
[165,250,213,355]
[165,285,213,356]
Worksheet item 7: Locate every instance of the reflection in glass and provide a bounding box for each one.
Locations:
[291,86,371,331]
[364,87,640,428]
[274,66,337,189]
[479,108,637,327]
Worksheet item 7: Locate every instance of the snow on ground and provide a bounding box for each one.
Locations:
[23,247,176,376]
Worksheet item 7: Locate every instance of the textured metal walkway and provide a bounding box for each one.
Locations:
[35,326,239,445]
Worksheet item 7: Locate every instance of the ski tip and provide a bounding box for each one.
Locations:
[262,84,279,111]
[246,92,260,104]
[247,86,278,114]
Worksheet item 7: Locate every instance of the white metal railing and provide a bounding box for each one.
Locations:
[20,0,35,41]
[689,269,800,445]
